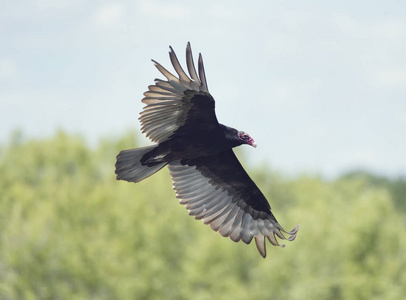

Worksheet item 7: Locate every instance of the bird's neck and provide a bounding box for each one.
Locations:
[221,124,242,148]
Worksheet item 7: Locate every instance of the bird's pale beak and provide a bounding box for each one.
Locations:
[249,138,257,148]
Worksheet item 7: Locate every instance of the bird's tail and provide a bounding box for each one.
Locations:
[115,145,167,183]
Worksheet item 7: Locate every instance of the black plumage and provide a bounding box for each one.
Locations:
[115,43,299,257]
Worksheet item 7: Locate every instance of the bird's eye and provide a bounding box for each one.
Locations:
[242,134,249,140]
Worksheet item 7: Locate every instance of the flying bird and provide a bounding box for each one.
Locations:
[115,43,299,258]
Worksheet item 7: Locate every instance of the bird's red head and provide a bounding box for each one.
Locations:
[238,131,257,148]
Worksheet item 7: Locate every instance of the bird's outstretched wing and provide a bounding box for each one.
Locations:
[168,150,299,258]
[140,43,219,143]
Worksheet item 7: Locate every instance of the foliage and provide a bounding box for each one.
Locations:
[1,131,405,299]
[340,170,406,212]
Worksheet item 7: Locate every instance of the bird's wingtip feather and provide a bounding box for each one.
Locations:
[255,235,267,258]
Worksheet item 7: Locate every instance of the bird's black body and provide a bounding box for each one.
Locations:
[115,43,299,257]
[142,124,241,164]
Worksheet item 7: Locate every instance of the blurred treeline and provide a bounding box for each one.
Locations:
[1,131,405,300]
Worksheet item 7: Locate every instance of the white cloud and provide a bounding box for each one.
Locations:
[261,79,322,110]
[332,14,365,38]
[0,58,19,82]
[32,0,79,10]
[208,3,244,20]
[333,14,406,41]
[139,0,191,18]
[91,3,124,27]
[369,70,406,88]
[376,19,406,40]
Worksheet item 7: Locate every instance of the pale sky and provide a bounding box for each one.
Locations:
[1,0,405,178]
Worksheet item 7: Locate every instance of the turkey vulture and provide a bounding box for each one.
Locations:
[115,43,299,258]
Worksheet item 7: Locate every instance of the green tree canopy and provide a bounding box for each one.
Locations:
[1,132,405,299]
